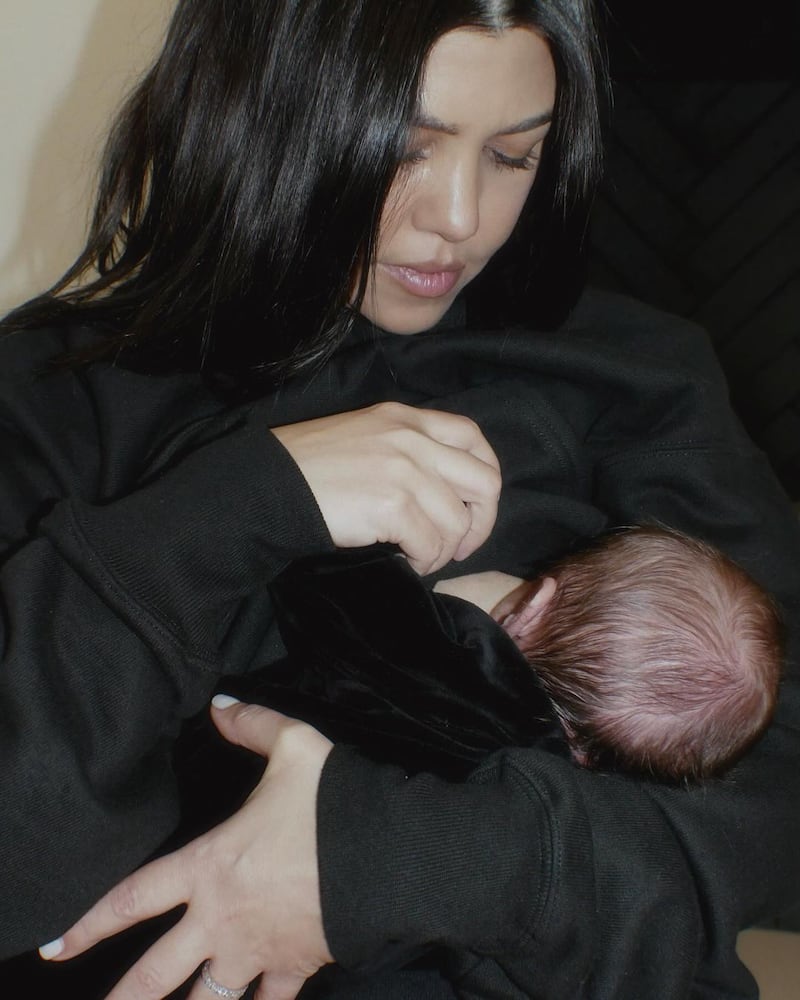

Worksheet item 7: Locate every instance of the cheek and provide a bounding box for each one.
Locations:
[481,178,535,250]
[375,178,414,256]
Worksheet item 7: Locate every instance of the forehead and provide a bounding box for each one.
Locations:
[419,28,556,132]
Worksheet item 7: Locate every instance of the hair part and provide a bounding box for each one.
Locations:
[517,525,785,782]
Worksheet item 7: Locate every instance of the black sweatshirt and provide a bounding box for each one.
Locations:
[0,289,798,999]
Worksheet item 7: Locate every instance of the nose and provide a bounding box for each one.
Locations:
[413,157,480,244]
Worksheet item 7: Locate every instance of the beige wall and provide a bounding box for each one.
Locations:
[0,0,173,313]
[737,929,800,1000]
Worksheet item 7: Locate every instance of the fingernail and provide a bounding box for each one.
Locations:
[211,694,240,710]
[39,938,64,960]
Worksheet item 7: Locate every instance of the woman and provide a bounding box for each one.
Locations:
[1,1,798,998]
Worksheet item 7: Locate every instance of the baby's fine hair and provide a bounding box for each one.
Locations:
[519,525,784,781]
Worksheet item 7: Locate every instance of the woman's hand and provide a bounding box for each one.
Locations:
[272,402,501,575]
[40,700,334,1000]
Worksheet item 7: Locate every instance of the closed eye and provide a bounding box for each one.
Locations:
[400,148,429,166]
[489,147,540,172]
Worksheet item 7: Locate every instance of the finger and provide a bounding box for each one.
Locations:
[425,438,502,504]
[100,921,206,1000]
[211,700,334,774]
[210,700,296,756]
[435,449,500,561]
[404,442,500,566]
[186,959,256,1000]
[452,493,498,561]
[391,513,448,576]
[255,970,309,1000]
[411,440,500,555]
[414,407,500,471]
[384,478,473,574]
[48,850,192,960]
[381,415,500,508]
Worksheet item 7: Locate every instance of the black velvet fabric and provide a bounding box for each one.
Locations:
[252,547,567,780]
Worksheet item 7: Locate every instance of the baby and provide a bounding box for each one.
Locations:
[265,525,784,783]
[437,525,784,780]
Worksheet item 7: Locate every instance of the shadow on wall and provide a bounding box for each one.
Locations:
[0,0,173,312]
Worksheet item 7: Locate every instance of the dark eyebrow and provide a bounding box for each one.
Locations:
[498,112,553,135]
[411,110,553,136]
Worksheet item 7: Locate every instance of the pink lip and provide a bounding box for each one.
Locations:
[383,262,464,299]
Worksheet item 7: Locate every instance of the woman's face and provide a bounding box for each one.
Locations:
[359,27,556,334]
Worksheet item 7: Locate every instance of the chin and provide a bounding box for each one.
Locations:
[360,295,457,335]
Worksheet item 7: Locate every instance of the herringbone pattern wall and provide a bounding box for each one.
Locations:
[589,79,800,498]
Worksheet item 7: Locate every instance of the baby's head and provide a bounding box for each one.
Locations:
[496,526,784,781]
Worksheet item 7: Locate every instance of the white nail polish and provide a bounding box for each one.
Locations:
[211,694,240,710]
[39,938,64,960]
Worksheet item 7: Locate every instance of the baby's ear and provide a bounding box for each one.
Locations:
[502,576,556,641]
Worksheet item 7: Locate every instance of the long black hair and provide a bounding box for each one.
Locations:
[3,0,605,392]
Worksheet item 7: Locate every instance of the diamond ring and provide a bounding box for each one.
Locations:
[200,960,249,1000]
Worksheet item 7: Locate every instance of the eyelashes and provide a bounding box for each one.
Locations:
[489,148,540,172]
[400,149,429,167]
[400,146,540,173]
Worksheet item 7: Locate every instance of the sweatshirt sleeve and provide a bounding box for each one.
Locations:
[0,328,334,957]
[315,306,800,999]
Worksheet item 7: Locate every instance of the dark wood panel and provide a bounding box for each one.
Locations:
[590,79,800,499]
